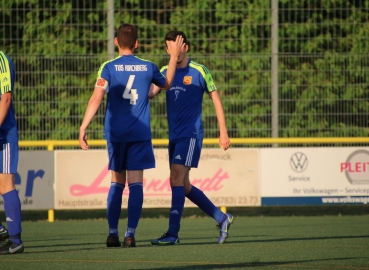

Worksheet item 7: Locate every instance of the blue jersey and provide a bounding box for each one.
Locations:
[161,60,217,140]
[96,55,166,142]
[0,51,18,143]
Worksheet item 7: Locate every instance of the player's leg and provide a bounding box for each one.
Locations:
[106,142,126,247]
[106,170,126,247]
[185,174,226,223]
[122,170,143,248]
[0,142,23,254]
[185,178,234,244]
[168,164,188,236]
[151,164,188,245]
[123,140,155,248]
[151,138,192,245]
[183,139,234,244]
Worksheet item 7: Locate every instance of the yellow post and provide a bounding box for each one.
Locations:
[48,209,54,222]
[220,206,227,213]
[47,143,54,151]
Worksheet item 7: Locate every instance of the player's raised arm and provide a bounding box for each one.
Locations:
[160,35,185,89]
[209,90,231,151]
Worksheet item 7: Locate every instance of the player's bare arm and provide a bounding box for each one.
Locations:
[0,92,12,127]
[79,87,105,150]
[161,36,185,89]
[148,84,161,99]
[209,90,230,150]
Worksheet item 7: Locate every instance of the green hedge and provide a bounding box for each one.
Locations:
[1,0,368,140]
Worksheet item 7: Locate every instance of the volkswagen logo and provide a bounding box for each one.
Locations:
[290,152,308,172]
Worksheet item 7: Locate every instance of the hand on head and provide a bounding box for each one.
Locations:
[166,35,185,58]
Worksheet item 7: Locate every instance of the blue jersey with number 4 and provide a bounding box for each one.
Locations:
[96,55,166,142]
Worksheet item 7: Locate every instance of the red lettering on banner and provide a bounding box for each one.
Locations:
[70,165,110,196]
[194,169,229,191]
[356,163,361,172]
[340,162,369,173]
[144,178,171,192]
[145,179,161,192]
[70,167,229,196]
[340,163,348,172]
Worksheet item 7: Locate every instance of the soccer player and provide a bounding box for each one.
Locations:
[0,51,24,254]
[149,30,233,245]
[79,24,184,248]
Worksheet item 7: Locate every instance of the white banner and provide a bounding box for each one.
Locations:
[0,151,54,210]
[260,147,369,205]
[54,149,260,209]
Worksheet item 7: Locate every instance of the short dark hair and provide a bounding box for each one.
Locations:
[165,30,189,51]
[116,24,138,50]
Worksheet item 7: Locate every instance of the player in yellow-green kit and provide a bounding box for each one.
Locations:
[0,51,24,254]
[149,30,233,245]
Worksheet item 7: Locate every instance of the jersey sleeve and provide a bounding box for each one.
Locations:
[201,66,217,93]
[151,64,166,88]
[0,52,13,94]
[160,65,168,74]
[95,62,110,91]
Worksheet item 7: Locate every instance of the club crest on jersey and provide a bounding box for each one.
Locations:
[183,76,192,85]
[96,78,106,87]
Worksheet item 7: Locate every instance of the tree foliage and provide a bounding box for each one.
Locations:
[1,0,368,140]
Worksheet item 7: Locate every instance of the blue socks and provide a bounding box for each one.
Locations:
[107,182,144,238]
[125,182,143,237]
[186,185,226,224]
[167,186,185,237]
[107,182,125,237]
[3,190,22,244]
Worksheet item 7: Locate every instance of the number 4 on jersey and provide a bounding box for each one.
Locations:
[123,75,138,105]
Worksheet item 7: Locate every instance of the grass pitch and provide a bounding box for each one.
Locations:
[1,216,368,269]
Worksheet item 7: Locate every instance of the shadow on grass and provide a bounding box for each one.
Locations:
[28,242,103,249]
[176,234,369,246]
[24,234,369,249]
[135,257,360,270]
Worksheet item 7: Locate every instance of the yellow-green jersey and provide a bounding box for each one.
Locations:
[0,51,18,142]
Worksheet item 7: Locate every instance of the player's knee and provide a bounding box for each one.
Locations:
[169,177,183,187]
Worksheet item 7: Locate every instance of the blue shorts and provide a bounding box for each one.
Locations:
[107,140,155,172]
[0,141,19,174]
[168,137,202,168]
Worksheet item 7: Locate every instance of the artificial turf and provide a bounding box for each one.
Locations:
[1,215,368,269]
